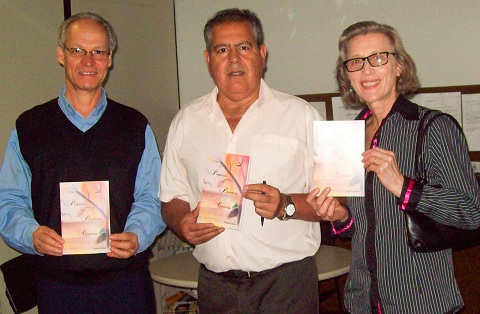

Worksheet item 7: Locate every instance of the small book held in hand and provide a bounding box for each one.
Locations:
[313,120,365,196]
[60,181,111,254]
[198,153,250,230]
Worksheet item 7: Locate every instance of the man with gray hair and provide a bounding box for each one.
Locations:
[160,8,342,313]
[0,12,164,313]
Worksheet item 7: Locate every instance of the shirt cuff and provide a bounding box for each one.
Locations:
[332,205,353,235]
[398,176,424,211]
[123,225,145,254]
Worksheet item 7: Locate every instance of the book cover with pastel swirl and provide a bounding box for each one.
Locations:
[313,120,365,197]
[60,181,110,254]
[198,153,250,230]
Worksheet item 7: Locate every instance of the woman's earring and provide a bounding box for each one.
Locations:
[349,86,354,93]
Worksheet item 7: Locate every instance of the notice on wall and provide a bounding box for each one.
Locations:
[461,94,480,151]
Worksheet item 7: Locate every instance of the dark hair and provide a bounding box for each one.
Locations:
[336,21,420,107]
[204,8,264,50]
[57,12,117,51]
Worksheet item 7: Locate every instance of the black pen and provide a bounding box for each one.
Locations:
[261,180,266,226]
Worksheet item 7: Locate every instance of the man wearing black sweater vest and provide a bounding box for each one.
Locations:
[0,12,165,314]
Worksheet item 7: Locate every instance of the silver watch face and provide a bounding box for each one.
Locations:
[285,203,295,216]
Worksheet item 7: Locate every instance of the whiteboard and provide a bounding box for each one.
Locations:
[175,0,480,105]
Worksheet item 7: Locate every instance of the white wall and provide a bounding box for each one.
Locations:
[0,1,64,312]
[0,0,65,161]
[175,0,480,105]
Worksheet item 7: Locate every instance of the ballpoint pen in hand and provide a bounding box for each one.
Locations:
[261,180,266,226]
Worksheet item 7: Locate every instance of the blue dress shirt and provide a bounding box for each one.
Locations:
[0,87,165,254]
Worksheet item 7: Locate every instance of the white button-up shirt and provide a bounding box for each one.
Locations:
[160,79,322,272]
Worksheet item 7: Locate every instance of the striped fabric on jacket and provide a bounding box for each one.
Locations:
[339,96,480,314]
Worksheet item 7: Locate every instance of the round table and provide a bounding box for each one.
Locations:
[314,244,351,281]
[149,245,351,288]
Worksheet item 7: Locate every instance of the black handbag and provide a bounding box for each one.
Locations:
[0,254,37,313]
[405,110,480,252]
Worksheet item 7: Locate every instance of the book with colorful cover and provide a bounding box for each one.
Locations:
[198,153,250,230]
[163,290,198,313]
[60,181,110,254]
[313,120,365,196]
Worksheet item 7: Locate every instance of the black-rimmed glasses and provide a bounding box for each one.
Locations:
[65,47,110,61]
[344,52,396,72]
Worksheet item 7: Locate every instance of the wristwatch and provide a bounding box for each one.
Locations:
[279,194,295,220]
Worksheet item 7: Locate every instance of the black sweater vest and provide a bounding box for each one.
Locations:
[16,98,150,284]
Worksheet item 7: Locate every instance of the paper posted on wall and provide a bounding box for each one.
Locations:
[198,153,250,230]
[60,181,110,254]
[313,120,365,196]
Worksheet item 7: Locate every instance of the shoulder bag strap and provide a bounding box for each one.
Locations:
[414,110,463,182]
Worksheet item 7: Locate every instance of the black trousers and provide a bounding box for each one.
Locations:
[198,255,319,314]
[36,266,156,314]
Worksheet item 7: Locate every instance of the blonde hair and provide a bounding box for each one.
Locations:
[335,21,420,107]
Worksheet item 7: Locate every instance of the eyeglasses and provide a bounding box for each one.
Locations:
[344,52,396,72]
[65,47,110,60]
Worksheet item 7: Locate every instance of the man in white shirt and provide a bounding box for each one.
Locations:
[160,8,341,313]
